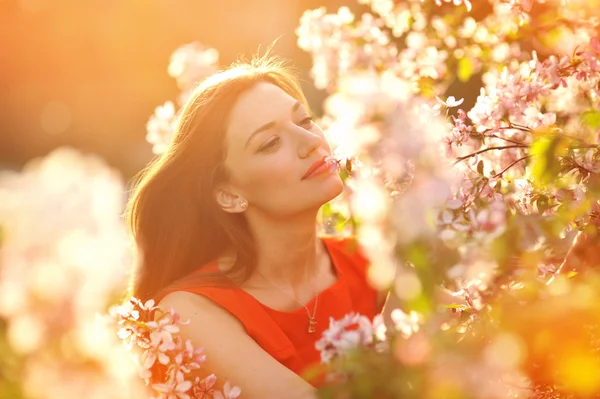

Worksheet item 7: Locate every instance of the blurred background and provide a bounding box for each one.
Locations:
[0,0,349,180]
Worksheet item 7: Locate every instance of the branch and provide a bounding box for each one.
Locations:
[453,144,528,165]
[489,134,527,145]
[507,122,533,131]
[492,155,531,178]
[479,125,532,137]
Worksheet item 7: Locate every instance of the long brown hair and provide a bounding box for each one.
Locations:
[126,55,309,301]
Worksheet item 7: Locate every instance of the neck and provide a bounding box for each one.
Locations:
[244,208,324,287]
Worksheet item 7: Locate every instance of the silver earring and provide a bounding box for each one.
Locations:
[240,201,248,209]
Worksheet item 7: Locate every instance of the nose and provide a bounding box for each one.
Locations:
[295,125,322,159]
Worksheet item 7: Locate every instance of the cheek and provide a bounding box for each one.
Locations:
[236,155,299,197]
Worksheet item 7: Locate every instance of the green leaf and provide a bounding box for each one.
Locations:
[457,57,475,83]
[581,110,600,130]
[529,136,566,186]
[477,160,484,175]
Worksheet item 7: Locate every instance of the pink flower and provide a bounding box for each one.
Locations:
[316,313,375,364]
[390,309,421,338]
[111,298,236,399]
[152,370,193,399]
[213,382,242,399]
[192,374,217,398]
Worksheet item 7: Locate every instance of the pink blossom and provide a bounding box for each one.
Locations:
[212,381,242,399]
[191,374,218,398]
[111,299,235,399]
[444,109,473,156]
[152,370,193,399]
[296,7,397,90]
[390,309,421,338]
[316,313,375,364]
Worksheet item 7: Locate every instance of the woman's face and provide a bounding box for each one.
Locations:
[221,82,343,217]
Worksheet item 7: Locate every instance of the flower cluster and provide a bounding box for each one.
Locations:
[0,147,146,399]
[316,310,421,364]
[297,1,600,398]
[296,7,397,90]
[146,43,221,154]
[110,298,241,399]
[316,313,375,364]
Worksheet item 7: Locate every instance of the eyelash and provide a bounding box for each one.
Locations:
[256,117,314,153]
[258,137,279,152]
[298,117,313,127]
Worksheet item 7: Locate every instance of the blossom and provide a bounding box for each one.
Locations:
[212,381,242,399]
[147,43,222,156]
[168,42,220,94]
[0,147,146,398]
[390,309,421,338]
[189,374,240,399]
[444,109,473,157]
[432,0,473,12]
[111,298,238,399]
[437,96,465,108]
[146,101,178,155]
[296,7,397,90]
[152,370,193,399]
[315,313,375,364]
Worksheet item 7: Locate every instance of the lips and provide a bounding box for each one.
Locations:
[301,156,328,180]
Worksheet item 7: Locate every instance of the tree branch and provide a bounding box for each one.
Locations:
[489,134,526,145]
[453,144,528,165]
[492,155,531,178]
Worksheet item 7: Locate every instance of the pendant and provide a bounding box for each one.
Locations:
[308,318,317,333]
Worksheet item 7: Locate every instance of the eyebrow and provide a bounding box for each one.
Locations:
[244,101,302,148]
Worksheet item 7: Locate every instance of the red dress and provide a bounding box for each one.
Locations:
[155,236,381,386]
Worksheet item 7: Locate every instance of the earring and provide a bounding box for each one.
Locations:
[240,201,248,210]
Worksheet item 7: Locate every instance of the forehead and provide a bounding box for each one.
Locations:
[226,82,300,142]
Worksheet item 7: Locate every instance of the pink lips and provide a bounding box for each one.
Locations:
[302,156,330,180]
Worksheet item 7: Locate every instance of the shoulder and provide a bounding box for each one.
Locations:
[158,290,245,332]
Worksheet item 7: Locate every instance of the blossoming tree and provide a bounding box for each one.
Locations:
[293,0,600,398]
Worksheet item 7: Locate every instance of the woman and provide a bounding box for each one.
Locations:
[126,55,453,398]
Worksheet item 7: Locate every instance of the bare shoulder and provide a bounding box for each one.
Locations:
[156,291,316,398]
[158,290,245,331]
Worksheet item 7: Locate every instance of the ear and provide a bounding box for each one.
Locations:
[214,186,248,214]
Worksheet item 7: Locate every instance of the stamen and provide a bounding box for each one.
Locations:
[325,156,342,173]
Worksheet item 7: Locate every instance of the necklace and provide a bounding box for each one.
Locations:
[258,266,321,333]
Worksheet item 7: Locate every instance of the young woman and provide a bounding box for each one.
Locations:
[126,56,455,398]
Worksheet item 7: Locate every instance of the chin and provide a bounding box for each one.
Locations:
[319,174,345,204]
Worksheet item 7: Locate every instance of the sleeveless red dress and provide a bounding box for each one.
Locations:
[155,236,381,387]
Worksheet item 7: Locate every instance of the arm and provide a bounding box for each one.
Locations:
[158,291,317,399]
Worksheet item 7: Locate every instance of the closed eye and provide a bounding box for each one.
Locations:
[257,136,280,153]
[297,117,313,128]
